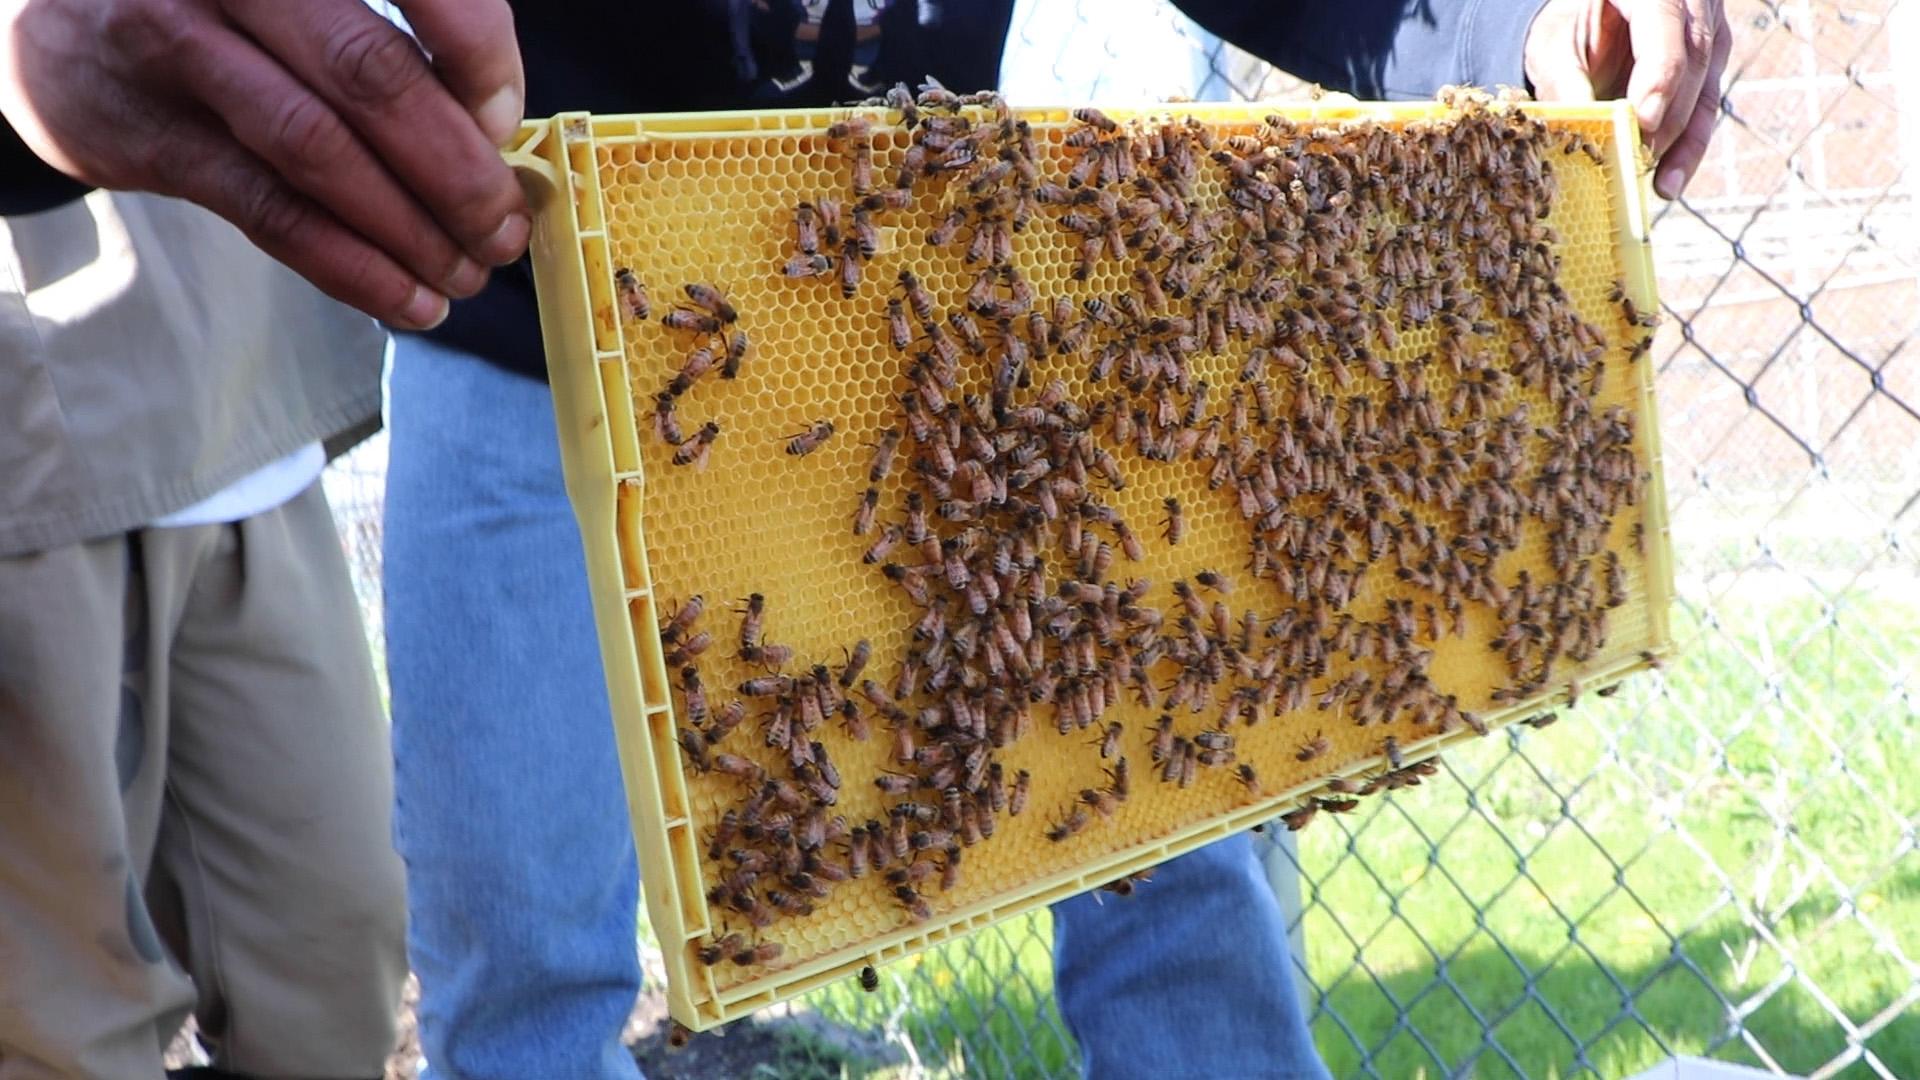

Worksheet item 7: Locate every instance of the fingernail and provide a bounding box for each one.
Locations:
[479,212,531,266]
[1636,94,1666,137]
[401,285,450,331]
[443,256,488,299]
[475,84,524,147]
[1655,167,1686,201]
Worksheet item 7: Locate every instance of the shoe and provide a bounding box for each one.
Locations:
[770,60,815,93]
[848,64,884,96]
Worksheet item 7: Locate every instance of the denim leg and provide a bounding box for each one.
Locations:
[1051,834,1330,1080]
[384,335,644,1080]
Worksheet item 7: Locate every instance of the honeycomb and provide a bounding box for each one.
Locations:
[507,96,1671,1031]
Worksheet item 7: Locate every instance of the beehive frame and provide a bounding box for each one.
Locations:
[505,99,1673,1032]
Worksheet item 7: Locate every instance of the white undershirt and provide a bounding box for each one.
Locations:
[151,442,326,528]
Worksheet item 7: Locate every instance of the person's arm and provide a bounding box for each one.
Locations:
[1174,0,1729,201]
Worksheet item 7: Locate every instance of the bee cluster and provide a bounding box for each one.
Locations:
[626,280,751,469]
[625,82,1655,981]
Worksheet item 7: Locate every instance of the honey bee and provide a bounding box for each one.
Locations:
[709,700,746,743]
[851,206,880,257]
[1234,764,1262,796]
[614,267,648,320]
[858,965,880,992]
[677,727,711,771]
[1383,735,1404,770]
[706,808,739,860]
[683,282,737,323]
[671,421,720,469]
[886,83,919,127]
[766,888,814,917]
[1296,733,1330,762]
[839,639,871,688]
[664,630,710,667]
[839,242,863,298]
[740,674,795,697]
[1148,714,1175,763]
[699,932,743,966]
[1073,107,1119,132]
[653,391,684,445]
[673,345,719,390]
[816,196,843,247]
[1009,769,1031,816]
[786,420,836,456]
[885,298,912,351]
[663,308,722,334]
[852,487,879,536]
[722,331,749,379]
[679,665,708,726]
[794,201,821,254]
[1195,569,1232,594]
[895,884,932,923]
[1080,787,1120,818]
[898,270,935,321]
[1047,807,1092,842]
[827,114,872,141]
[732,941,784,966]
[927,207,968,247]
[783,252,833,278]
[661,595,704,645]
[1281,802,1318,832]
[712,753,766,783]
[869,427,902,484]
[1161,497,1184,545]
[863,525,901,565]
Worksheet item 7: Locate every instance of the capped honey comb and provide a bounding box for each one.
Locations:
[505,95,1672,1032]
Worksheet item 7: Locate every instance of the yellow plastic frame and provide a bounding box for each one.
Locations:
[505,100,1673,1031]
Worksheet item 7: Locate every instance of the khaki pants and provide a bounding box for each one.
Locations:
[0,483,406,1079]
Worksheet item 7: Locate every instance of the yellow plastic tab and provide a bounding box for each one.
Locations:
[506,99,1673,1032]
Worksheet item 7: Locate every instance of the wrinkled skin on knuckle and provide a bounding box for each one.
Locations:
[265,92,352,178]
[322,16,426,108]
[229,165,309,247]
[94,0,200,80]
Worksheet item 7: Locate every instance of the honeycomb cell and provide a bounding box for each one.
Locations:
[563,100,1666,1031]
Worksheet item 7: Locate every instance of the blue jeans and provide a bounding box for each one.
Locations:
[384,333,1330,1080]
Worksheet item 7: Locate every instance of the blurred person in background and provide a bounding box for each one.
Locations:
[1,0,1725,1076]
[0,176,406,1076]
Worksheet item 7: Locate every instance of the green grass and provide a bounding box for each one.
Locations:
[805,910,1075,1080]
[1309,584,1920,1079]
[656,584,1920,1079]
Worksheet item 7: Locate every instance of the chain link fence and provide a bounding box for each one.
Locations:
[322,1,1920,1075]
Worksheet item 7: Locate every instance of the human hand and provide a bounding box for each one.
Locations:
[1523,0,1731,201]
[0,0,528,329]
